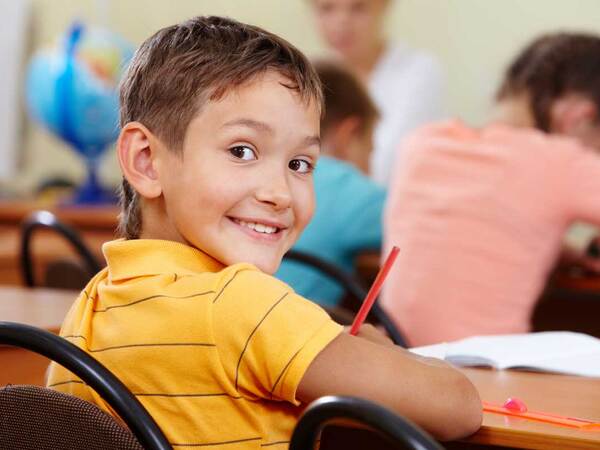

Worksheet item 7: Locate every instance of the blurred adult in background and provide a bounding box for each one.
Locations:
[311,0,445,186]
[276,61,385,306]
[383,32,600,346]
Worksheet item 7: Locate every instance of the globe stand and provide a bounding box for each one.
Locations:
[71,153,116,205]
[26,22,132,206]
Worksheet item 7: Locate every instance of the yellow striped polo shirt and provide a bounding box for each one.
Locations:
[47,239,343,449]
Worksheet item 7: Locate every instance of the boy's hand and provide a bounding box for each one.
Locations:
[345,323,394,346]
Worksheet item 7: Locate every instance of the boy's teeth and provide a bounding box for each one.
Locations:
[236,219,277,234]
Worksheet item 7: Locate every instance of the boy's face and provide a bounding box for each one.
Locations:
[154,71,320,274]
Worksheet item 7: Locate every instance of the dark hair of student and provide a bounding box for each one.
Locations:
[314,60,379,134]
[497,32,600,132]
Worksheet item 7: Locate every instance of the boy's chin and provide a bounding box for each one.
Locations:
[252,259,281,275]
[251,252,286,274]
[224,252,282,274]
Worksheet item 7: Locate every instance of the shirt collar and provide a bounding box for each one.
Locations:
[102,239,225,282]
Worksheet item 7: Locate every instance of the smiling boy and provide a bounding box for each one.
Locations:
[47,16,481,448]
[130,69,319,273]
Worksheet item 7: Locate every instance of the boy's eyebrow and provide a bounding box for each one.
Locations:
[302,135,321,148]
[222,118,274,133]
[221,118,320,147]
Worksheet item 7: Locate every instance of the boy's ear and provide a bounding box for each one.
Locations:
[117,122,163,199]
[550,94,598,136]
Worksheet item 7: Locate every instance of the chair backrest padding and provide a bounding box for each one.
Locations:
[0,384,143,450]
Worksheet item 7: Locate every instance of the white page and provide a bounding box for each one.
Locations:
[411,332,600,377]
[409,342,449,360]
[511,351,600,377]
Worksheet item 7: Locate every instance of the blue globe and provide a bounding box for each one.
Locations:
[25,22,133,203]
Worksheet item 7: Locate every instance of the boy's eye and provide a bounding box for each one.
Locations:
[289,159,313,174]
[229,145,257,161]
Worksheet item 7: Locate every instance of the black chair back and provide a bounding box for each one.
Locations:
[20,210,102,287]
[0,321,171,450]
[290,395,443,450]
[284,249,408,347]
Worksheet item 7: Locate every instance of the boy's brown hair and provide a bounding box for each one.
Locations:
[497,32,600,132]
[118,16,323,239]
[314,60,378,134]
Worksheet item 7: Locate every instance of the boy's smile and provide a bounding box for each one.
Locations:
[149,71,321,274]
[228,217,288,241]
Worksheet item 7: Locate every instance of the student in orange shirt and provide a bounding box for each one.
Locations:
[384,32,600,346]
[47,16,481,447]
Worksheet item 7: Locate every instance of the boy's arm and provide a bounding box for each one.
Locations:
[297,330,482,442]
[210,268,480,440]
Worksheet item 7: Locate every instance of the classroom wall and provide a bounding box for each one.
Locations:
[12,0,600,193]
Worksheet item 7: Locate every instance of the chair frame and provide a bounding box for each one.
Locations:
[0,321,171,450]
[20,210,103,287]
[290,395,443,450]
[284,249,408,347]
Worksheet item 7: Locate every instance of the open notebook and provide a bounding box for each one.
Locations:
[410,332,600,377]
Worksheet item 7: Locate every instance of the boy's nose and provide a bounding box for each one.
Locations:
[255,175,292,210]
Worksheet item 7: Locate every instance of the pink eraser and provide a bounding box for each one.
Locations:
[503,397,528,413]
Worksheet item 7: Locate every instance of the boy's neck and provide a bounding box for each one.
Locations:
[138,199,186,243]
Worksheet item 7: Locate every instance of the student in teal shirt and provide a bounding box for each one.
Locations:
[276,61,385,306]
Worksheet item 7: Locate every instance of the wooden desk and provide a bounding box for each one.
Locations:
[0,200,118,285]
[0,286,76,385]
[454,368,600,450]
[0,200,118,230]
[324,369,600,450]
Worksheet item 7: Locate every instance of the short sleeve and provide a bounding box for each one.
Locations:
[210,267,343,405]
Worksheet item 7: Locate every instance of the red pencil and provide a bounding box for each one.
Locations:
[349,246,400,336]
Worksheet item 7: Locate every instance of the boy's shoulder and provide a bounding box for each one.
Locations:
[215,262,296,302]
[101,238,314,309]
[211,262,333,341]
[103,238,281,287]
